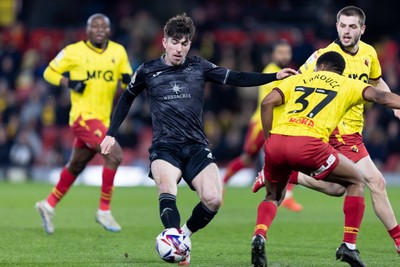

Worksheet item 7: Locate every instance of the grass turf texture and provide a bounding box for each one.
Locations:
[0,182,399,266]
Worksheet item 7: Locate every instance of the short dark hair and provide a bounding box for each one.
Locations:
[316,51,346,75]
[337,6,366,26]
[164,13,195,41]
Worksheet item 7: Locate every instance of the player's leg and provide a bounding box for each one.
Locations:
[151,159,183,229]
[253,167,303,212]
[323,154,366,266]
[252,170,289,267]
[223,121,263,185]
[35,144,95,234]
[297,172,346,197]
[280,183,303,212]
[252,134,293,267]
[96,139,123,232]
[356,156,400,254]
[182,162,222,236]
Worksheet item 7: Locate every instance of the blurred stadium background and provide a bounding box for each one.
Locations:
[1,0,400,185]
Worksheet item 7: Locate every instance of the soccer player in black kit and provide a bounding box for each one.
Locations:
[100,13,296,265]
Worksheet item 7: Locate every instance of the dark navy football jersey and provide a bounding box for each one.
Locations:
[127,56,230,145]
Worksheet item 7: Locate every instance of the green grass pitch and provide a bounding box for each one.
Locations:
[0,182,399,266]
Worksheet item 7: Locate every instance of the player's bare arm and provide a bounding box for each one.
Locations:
[260,89,283,139]
[370,78,400,118]
[364,86,400,109]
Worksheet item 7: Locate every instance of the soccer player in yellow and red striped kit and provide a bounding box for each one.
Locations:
[35,13,132,234]
[253,6,400,255]
[223,40,302,212]
[252,51,400,267]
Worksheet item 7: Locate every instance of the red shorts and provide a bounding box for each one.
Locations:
[329,129,368,163]
[242,121,265,156]
[71,116,107,151]
[264,134,339,183]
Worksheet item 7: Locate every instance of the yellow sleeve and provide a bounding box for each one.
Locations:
[43,66,63,86]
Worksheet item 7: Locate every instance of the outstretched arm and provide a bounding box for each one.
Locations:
[226,68,297,87]
[100,89,136,155]
[364,85,400,110]
[370,78,400,118]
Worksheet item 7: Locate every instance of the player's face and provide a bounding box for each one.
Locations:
[336,15,365,53]
[87,16,110,48]
[162,37,191,66]
[272,44,292,68]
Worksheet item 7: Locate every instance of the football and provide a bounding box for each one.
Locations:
[155,228,191,263]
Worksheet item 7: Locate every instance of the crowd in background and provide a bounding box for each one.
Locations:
[1,0,400,174]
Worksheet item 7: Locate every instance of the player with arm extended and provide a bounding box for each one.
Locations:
[252,51,400,267]
[100,13,296,266]
[222,40,302,212]
[252,6,400,254]
[35,13,133,234]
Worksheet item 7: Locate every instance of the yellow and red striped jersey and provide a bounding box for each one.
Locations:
[46,40,132,127]
[298,40,381,135]
[271,70,370,142]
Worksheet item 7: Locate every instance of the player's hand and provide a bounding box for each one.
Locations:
[68,80,87,93]
[121,73,131,84]
[276,68,298,80]
[393,109,400,119]
[100,135,115,155]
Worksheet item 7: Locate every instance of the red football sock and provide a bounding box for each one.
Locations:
[223,157,246,184]
[47,167,77,207]
[388,225,400,246]
[99,167,117,211]
[254,201,277,238]
[343,196,365,244]
[289,171,299,184]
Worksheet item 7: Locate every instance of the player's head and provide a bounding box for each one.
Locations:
[336,6,366,52]
[86,13,111,48]
[162,13,195,66]
[271,39,292,69]
[316,51,346,75]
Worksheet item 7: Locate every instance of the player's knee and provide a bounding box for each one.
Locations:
[330,184,346,197]
[366,173,387,193]
[201,194,222,211]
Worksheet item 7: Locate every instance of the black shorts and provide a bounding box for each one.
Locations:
[148,142,216,190]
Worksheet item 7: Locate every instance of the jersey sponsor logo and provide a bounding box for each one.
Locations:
[347,73,369,84]
[160,81,191,100]
[86,70,115,82]
[171,82,183,94]
[288,117,315,127]
[310,153,336,177]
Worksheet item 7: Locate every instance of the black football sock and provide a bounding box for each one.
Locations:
[159,193,180,228]
[186,202,218,233]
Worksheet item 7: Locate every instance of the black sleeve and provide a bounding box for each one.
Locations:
[225,71,278,87]
[107,90,136,137]
[107,65,147,136]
